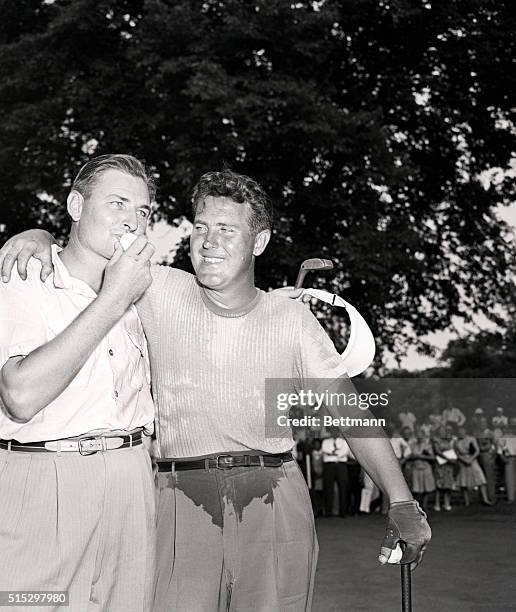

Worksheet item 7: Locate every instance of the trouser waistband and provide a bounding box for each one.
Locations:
[0,431,143,455]
[157,451,294,471]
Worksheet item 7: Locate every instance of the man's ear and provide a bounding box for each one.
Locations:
[253,229,271,256]
[67,190,84,222]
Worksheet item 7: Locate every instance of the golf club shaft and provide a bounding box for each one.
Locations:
[401,564,412,612]
[294,269,308,289]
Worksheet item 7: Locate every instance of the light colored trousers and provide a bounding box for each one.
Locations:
[154,459,318,612]
[0,445,155,612]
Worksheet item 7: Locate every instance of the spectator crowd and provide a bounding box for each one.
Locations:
[293,405,516,517]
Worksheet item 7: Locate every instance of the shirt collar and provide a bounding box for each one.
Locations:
[51,244,97,298]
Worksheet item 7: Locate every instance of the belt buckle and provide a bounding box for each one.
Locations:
[216,454,235,469]
[78,437,104,456]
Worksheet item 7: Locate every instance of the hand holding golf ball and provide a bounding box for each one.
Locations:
[102,233,155,307]
[380,500,431,570]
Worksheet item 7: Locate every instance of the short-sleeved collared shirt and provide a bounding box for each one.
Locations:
[390,436,411,460]
[0,246,154,442]
[442,407,465,425]
[498,434,516,456]
[398,411,416,429]
[321,437,350,463]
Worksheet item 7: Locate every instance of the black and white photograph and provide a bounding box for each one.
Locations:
[0,1,514,611]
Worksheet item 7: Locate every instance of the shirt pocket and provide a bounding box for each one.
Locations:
[126,331,148,390]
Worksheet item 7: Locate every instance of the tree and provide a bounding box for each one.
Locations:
[382,286,516,420]
[437,284,516,378]
[0,0,514,361]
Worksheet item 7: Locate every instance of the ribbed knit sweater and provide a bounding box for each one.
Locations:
[137,266,345,458]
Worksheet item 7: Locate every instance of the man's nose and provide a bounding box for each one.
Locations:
[203,230,219,249]
[123,209,139,232]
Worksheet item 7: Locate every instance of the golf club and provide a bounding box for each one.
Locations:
[294,258,334,289]
[294,265,406,611]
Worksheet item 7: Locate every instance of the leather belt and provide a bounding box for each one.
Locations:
[0,431,143,455]
[158,451,294,472]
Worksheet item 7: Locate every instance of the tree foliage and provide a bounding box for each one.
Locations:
[434,285,516,378]
[439,330,516,378]
[0,0,514,360]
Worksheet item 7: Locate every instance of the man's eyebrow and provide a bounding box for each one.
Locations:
[194,218,239,227]
[105,194,150,210]
[105,193,130,202]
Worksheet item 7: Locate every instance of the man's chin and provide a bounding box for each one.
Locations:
[195,271,225,290]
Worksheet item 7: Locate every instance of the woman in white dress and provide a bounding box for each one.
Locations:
[454,426,494,507]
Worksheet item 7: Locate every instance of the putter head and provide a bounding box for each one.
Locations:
[295,258,334,288]
[300,258,334,271]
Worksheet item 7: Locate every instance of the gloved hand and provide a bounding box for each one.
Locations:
[378,500,431,570]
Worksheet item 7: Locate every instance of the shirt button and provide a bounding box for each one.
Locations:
[114,390,119,398]
[109,349,114,356]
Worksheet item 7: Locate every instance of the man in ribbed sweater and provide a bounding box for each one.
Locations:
[0,168,431,612]
[139,170,430,611]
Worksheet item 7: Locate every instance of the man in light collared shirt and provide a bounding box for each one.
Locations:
[442,403,466,427]
[0,155,156,611]
[390,430,412,461]
[398,409,417,431]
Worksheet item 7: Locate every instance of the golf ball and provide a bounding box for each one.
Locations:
[120,233,137,250]
[387,543,403,564]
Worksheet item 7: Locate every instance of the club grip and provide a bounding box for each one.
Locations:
[294,269,307,289]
